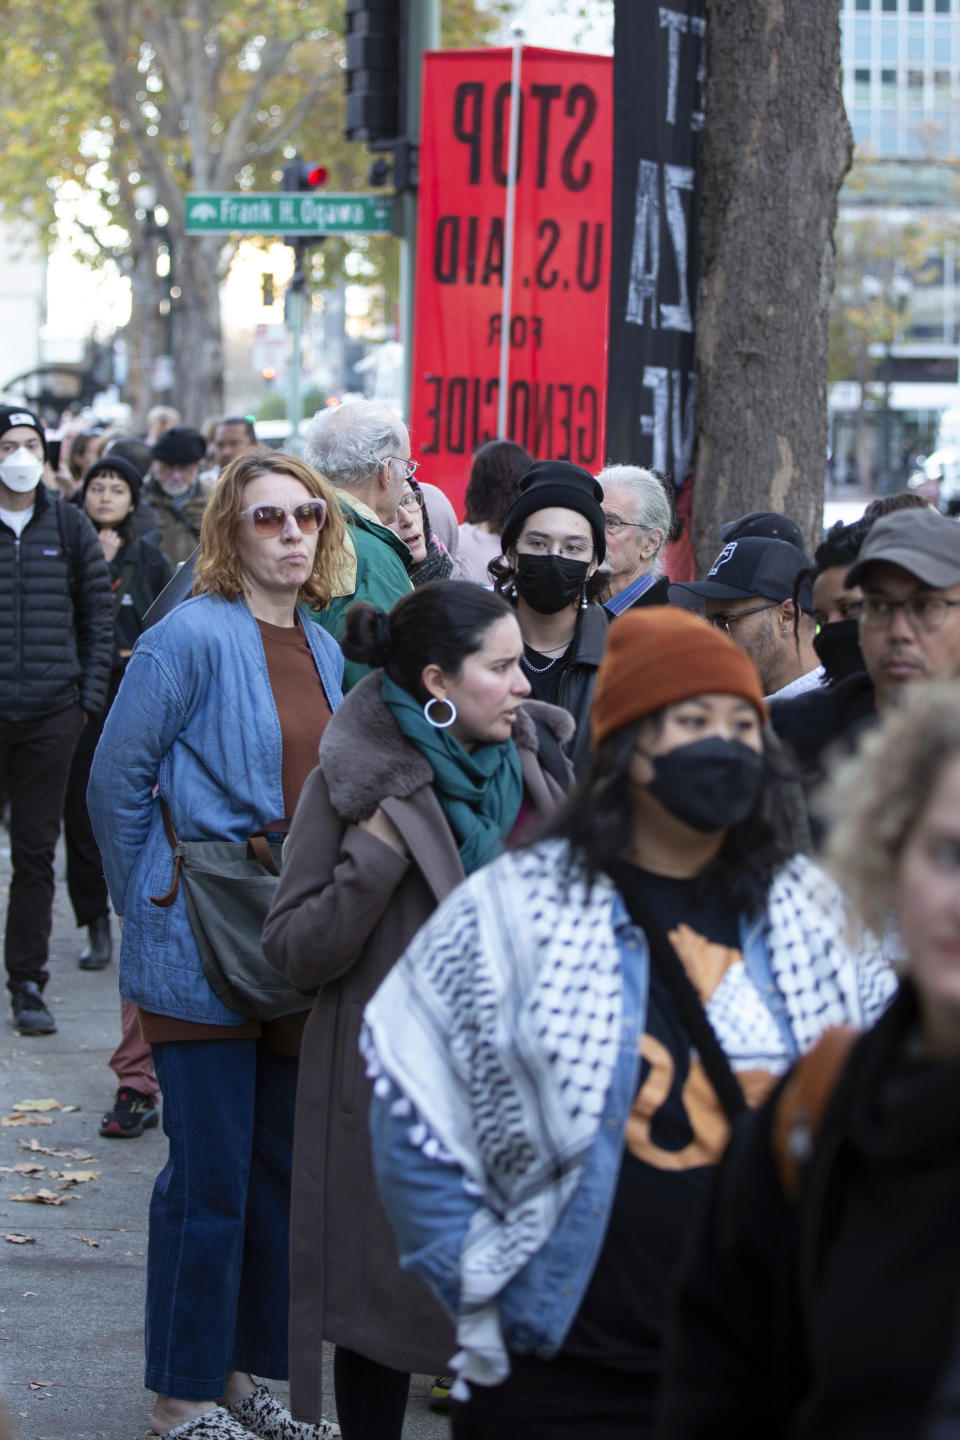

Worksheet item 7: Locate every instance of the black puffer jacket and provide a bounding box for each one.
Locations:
[0,485,113,721]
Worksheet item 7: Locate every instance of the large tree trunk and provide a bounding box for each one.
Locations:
[170,234,225,426]
[690,0,852,571]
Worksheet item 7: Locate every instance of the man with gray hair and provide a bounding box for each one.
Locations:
[303,399,413,689]
[596,464,673,614]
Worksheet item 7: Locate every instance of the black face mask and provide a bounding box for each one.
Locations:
[812,618,864,685]
[645,736,764,834]
[514,553,589,614]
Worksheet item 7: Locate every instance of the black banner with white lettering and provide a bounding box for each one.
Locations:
[606,0,705,485]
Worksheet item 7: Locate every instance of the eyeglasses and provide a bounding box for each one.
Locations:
[398,489,424,513]
[387,457,419,481]
[860,595,960,632]
[603,513,648,535]
[710,601,779,635]
[238,500,327,536]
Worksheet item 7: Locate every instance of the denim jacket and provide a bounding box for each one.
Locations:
[87,594,343,1023]
[369,888,875,1363]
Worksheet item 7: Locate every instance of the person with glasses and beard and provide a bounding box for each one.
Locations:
[669,537,819,700]
[490,461,610,776]
[87,452,345,1440]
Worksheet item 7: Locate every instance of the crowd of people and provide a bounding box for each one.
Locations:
[2,393,960,1440]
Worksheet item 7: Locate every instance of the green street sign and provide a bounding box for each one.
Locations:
[184,192,394,235]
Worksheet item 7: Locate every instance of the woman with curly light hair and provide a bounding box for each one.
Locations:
[88,450,344,1440]
[660,681,960,1440]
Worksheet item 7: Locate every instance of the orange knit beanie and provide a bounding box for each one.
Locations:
[590,607,766,751]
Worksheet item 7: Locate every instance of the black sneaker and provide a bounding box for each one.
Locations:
[100,1086,159,1139]
[10,982,57,1035]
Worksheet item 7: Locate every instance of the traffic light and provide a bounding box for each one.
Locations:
[261,273,275,306]
[282,161,329,192]
[345,0,406,145]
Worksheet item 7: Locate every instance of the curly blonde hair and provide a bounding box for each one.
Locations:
[822,682,960,934]
[193,451,346,611]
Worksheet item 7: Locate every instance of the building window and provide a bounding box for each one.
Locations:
[934,69,951,89]
[935,0,950,11]
[882,0,897,9]
[855,67,872,101]
[855,0,871,9]
[908,0,923,10]
[880,68,898,103]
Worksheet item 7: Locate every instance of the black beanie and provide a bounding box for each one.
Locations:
[82,456,143,508]
[152,425,207,465]
[500,460,606,563]
[0,405,46,462]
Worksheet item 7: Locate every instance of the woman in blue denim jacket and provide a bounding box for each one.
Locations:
[88,452,345,1440]
[364,608,894,1440]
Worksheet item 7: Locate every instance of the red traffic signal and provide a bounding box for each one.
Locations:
[282,160,328,192]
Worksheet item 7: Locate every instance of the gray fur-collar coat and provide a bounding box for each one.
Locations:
[261,672,572,1414]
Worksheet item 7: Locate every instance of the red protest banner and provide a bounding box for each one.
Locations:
[410,47,613,515]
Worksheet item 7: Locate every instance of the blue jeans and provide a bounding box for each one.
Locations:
[146,1038,298,1399]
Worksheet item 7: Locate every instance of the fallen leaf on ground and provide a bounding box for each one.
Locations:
[11,1099,60,1113]
[12,1163,44,1175]
[60,1105,81,1113]
[10,1190,67,1206]
[70,1234,99,1247]
[58,1170,99,1184]
[28,1380,54,1389]
[2,1115,54,1127]
[16,1141,95,1159]
[1,1234,35,1244]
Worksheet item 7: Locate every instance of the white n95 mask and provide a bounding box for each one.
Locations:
[0,447,44,493]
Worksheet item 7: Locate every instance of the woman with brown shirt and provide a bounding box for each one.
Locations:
[88,452,345,1440]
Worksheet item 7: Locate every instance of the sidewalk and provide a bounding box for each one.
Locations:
[0,836,447,1440]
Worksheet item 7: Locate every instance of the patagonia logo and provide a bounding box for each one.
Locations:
[41,547,61,557]
[120,593,134,606]
[708,542,737,577]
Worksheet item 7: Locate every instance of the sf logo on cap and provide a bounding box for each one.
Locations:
[708,542,737,577]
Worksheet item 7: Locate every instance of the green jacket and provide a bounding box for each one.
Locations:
[311,496,412,692]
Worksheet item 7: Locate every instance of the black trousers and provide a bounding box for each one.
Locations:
[0,703,86,993]
[333,1347,410,1440]
[450,1351,659,1440]
[63,672,120,926]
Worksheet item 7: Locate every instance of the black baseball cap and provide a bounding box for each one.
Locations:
[845,508,960,589]
[669,536,814,612]
[719,510,805,550]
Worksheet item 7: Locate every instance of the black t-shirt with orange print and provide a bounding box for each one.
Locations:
[563,866,783,1372]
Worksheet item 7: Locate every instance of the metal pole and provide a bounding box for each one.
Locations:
[400,0,440,423]
[287,239,306,451]
[945,239,956,347]
[496,27,524,439]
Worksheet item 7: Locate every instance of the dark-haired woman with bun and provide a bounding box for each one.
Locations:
[262,580,574,1440]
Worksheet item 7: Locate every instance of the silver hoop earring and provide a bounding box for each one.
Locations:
[424,696,457,729]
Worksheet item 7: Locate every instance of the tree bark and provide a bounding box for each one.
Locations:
[691,0,852,570]
[170,234,226,426]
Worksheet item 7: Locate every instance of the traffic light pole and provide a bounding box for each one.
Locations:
[400,0,439,423]
[287,240,306,450]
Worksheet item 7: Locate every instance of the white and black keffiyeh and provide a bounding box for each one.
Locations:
[363,841,894,1389]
